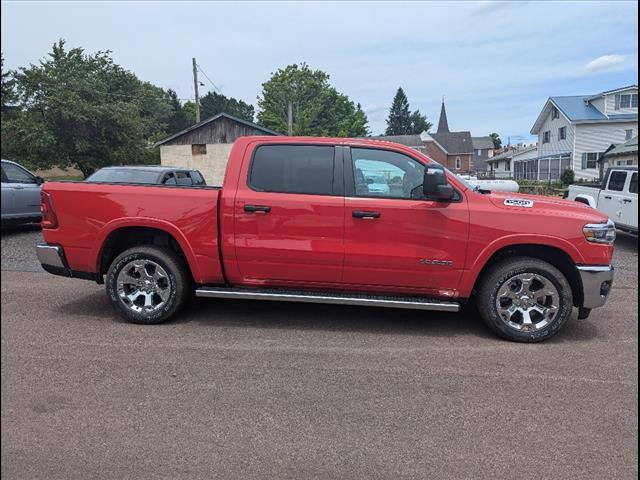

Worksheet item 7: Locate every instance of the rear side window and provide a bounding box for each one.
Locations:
[249,145,335,195]
[175,172,192,185]
[607,171,628,192]
[191,171,206,186]
[629,173,637,194]
[86,168,161,184]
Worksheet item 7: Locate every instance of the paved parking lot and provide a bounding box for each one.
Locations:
[1,225,638,479]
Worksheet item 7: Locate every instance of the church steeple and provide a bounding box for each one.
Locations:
[437,96,450,133]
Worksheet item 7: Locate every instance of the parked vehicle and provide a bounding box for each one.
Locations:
[566,166,637,234]
[85,166,207,186]
[1,159,44,225]
[37,137,615,342]
[366,175,391,195]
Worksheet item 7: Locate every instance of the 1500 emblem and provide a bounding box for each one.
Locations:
[420,259,453,267]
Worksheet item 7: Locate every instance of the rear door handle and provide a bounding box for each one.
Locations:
[244,204,271,213]
[352,210,380,219]
[604,196,612,199]
[623,199,632,203]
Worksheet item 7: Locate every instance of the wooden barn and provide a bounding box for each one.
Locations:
[156,113,280,185]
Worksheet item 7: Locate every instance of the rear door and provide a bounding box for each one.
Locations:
[599,170,628,223]
[621,172,638,229]
[342,146,469,296]
[233,143,345,285]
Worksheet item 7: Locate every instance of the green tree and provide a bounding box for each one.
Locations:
[257,63,369,136]
[200,90,255,122]
[385,87,430,135]
[1,53,16,112]
[3,40,167,177]
[561,168,575,186]
[165,89,191,134]
[490,132,502,148]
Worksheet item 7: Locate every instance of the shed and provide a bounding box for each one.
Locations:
[155,113,281,185]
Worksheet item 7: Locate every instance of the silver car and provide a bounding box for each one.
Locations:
[1,159,44,225]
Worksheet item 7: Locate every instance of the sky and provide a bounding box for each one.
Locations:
[1,0,638,142]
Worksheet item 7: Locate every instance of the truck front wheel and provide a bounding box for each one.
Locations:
[106,246,190,324]
[477,257,573,342]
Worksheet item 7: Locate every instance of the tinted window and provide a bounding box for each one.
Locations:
[250,145,335,195]
[86,168,161,184]
[351,148,425,199]
[163,174,177,185]
[629,173,637,194]
[191,171,206,185]
[2,162,36,183]
[607,171,627,192]
[175,172,192,185]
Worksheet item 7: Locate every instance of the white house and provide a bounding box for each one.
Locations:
[530,85,638,180]
[487,145,538,179]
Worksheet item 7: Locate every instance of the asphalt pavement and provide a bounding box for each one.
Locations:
[1,224,638,479]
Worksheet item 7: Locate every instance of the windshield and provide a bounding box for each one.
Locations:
[86,169,161,184]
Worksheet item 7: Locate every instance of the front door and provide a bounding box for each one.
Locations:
[1,162,41,218]
[621,171,638,229]
[342,146,469,297]
[233,144,345,286]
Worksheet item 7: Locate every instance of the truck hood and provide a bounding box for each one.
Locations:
[485,191,609,223]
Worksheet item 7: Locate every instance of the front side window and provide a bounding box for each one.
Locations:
[350,148,425,199]
[250,145,335,195]
[607,171,627,191]
[558,126,566,140]
[543,131,551,144]
[2,162,36,183]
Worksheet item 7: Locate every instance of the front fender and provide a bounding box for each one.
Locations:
[459,234,586,297]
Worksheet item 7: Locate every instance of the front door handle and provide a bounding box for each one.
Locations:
[604,196,612,200]
[352,210,380,219]
[623,199,632,203]
[244,204,271,213]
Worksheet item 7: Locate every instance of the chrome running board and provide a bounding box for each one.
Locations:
[194,287,460,312]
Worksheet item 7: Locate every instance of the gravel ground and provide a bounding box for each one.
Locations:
[1,223,637,479]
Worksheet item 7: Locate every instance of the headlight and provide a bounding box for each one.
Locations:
[583,219,616,244]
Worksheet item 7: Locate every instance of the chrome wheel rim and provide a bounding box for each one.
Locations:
[116,260,171,313]
[495,273,560,332]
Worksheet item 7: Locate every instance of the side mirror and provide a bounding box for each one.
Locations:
[423,165,454,201]
[35,176,45,185]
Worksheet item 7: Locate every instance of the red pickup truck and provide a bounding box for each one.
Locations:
[37,136,615,342]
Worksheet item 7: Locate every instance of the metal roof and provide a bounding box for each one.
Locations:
[428,131,474,154]
[601,136,638,158]
[155,112,281,146]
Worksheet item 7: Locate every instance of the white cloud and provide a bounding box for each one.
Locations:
[585,55,626,73]
[470,1,526,16]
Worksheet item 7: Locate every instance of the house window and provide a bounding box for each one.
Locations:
[543,131,551,144]
[581,152,601,169]
[616,93,638,110]
[551,106,559,119]
[505,160,511,171]
[192,144,207,155]
[626,129,633,140]
[558,126,566,140]
[455,157,461,170]
[476,149,482,156]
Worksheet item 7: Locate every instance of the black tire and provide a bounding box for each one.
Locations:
[106,246,190,324]
[477,257,573,342]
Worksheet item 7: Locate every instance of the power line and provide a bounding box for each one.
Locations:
[196,63,222,94]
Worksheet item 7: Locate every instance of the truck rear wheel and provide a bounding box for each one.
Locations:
[477,257,573,342]
[106,246,190,324]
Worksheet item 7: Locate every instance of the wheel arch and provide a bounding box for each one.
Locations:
[469,244,583,307]
[93,219,200,284]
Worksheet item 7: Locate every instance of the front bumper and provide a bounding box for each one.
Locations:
[36,243,97,281]
[577,265,614,309]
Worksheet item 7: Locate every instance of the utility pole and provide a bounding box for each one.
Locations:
[192,57,200,124]
[287,101,293,136]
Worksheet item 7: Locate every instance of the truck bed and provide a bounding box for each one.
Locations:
[41,182,225,284]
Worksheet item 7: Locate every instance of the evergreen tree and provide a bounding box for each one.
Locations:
[200,91,255,123]
[385,87,412,135]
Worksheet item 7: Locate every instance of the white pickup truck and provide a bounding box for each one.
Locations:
[566,166,638,234]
